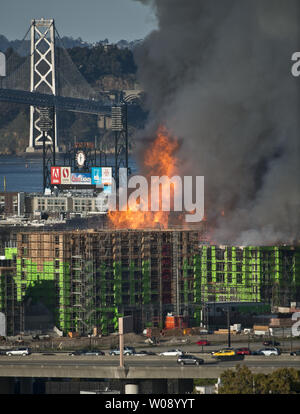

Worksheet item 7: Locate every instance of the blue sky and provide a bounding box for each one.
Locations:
[0,0,158,43]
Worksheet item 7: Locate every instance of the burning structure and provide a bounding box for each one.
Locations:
[1,2,299,337]
[0,230,299,336]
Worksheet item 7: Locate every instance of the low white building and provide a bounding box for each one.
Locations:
[31,191,108,215]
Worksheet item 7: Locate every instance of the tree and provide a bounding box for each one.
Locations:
[218,364,254,394]
[266,368,300,394]
[218,365,300,394]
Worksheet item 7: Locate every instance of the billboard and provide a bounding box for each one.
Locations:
[119,316,133,334]
[91,167,113,191]
[71,172,91,185]
[51,167,72,185]
[51,167,110,186]
[102,167,112,185]
[61,167,71,184]
[91,167,102,185]
[51,167,61,185]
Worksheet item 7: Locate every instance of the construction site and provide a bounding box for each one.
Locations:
[0,228,299,337]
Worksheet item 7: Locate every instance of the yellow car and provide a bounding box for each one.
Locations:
[212,348,236,357]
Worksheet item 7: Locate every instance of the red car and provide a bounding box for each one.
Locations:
[196,340,210,346]
[235,347,251,355]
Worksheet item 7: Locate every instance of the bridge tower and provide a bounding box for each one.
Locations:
[26,18,58,152]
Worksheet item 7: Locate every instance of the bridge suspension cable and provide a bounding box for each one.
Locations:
[1,23,100,101]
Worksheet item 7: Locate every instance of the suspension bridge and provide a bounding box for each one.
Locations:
[0,18,134,152]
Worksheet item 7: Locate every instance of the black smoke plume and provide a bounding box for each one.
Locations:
[133,0,300,245]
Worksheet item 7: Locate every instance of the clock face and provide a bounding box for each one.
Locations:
[76,151,86,167]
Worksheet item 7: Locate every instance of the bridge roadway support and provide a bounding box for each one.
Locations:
[0,359,296,380]
[125,383,138,394]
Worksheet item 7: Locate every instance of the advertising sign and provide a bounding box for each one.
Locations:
[71,172,91,185]
[119,316,133,334]
[91,167,102,185]
[102,167,112,185]
[61,167,71,184]
[51,167,61,185]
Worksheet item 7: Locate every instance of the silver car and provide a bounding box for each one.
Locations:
[159,349,184,356]
[6,348,31,356]
[257,347,281,356]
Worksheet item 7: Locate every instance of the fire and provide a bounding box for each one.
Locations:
[108,126,179,229]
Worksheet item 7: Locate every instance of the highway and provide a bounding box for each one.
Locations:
[0,352,300,379]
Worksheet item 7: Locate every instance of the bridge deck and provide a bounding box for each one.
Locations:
[0,88,112,115]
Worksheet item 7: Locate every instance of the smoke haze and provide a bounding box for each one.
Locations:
[133,0,300,245]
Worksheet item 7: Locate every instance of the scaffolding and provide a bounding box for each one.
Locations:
[0,230,300,335]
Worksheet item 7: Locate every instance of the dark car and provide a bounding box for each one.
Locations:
[177,354,204,366]
[263,340,280,346]
[82,350,105,356]
[235,347,251,355]
[196,340,210,346]
[251,350,263,355]
[290,350,300,356]
[134,350,157,356]
[69,350,83,356]
[69,349,105,356]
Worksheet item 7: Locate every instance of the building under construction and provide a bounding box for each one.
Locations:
[0,229,300,335]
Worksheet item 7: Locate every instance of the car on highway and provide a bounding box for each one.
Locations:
[69,349,105,356]
[177,354,204,366]
[196,340,210,346]
[211,348,236,357]
[263,340,280,346]
[290,350,300,356]
[82,350,105,356]
[257,347,281,356]
[235,347,251,355]
[159,349,184,356]
[251,350,263,355]
[134,350,157,356]
[68,350,83,356]
[6,348,31,356]
[109,346,136,356]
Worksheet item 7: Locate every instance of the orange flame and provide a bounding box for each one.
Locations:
[108,126,180,229]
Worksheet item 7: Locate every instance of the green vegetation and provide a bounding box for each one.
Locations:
[68,44,137,83]
[194,378,217,386]
[219,365,300,394]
